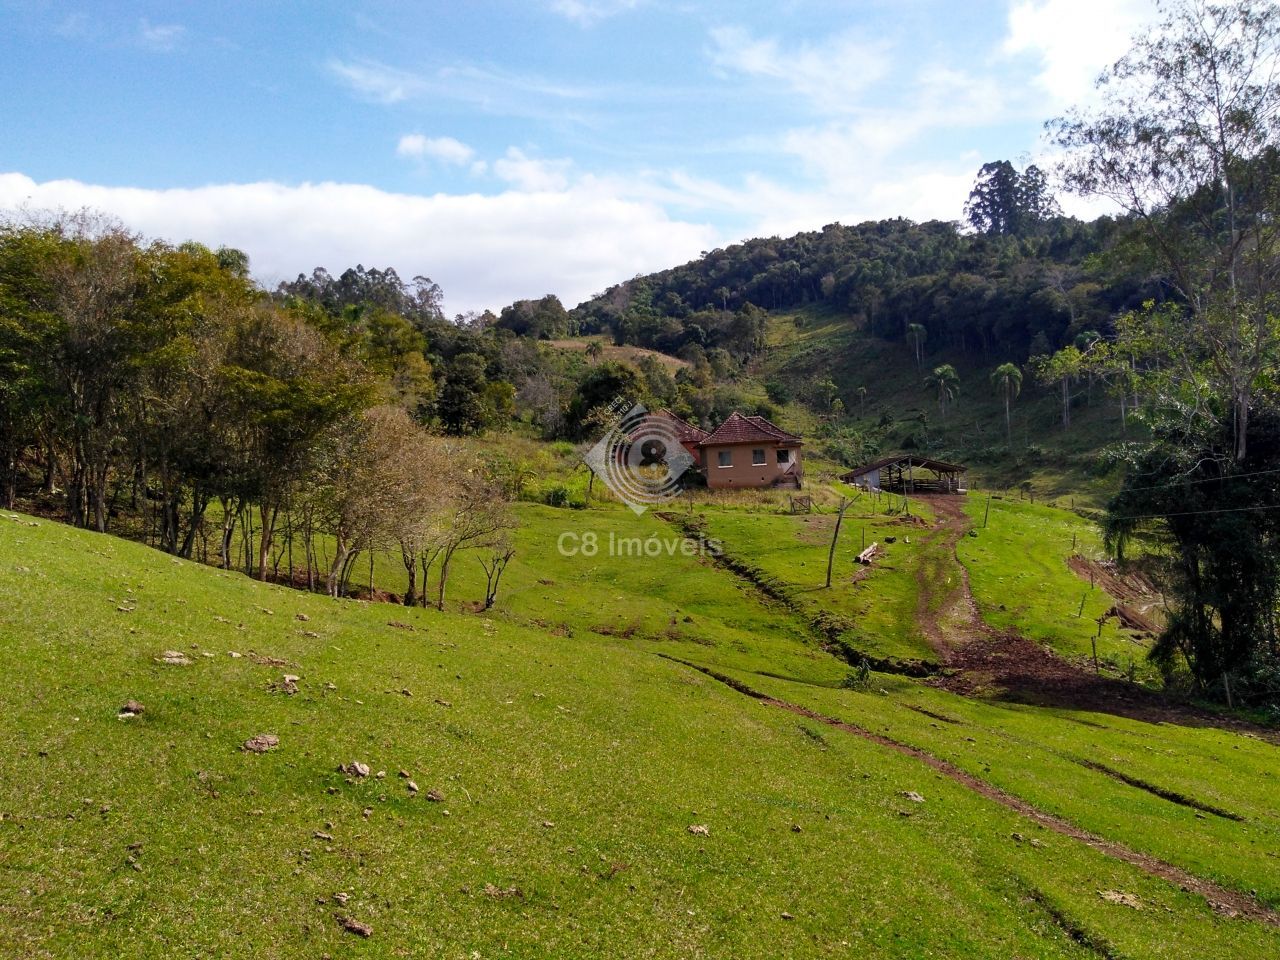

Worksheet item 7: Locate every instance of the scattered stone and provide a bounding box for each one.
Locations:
[397,770,411,779]
[900,791,925,803]
[338,761,371,778]
[790,824,802,833]
[781,911,795,921]
[270,674,301,695]
[542,821,555,829]
[333,892,350,905]
[687,824,710,837]
[1099,890,1142,910]
[406,780,420,794]
[241,733,279,754]
[482,883,523,900]
[118,700,145,718]
[295,613,310,622]
[434,698,452,707]
[155,650,192,666]
[425,788,444,802]
[247,652,289,667]
[362,808,372,819]
[401,689,412,697]
[229,651,241,659]
[302,631,320,639]
[314,831,333,841]
[335,914,372,938]
[375,770,386,779]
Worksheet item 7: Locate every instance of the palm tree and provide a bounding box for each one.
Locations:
[924,364,960,417]
[990,362,1022,446]
[856,385,867,419]
[907,323,927,370]
[585,340,604,364]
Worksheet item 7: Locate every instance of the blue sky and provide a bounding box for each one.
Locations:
[0,0,1151,313]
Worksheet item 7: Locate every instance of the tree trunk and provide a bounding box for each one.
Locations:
[256,503,279,581]
[327,537,351,598]
[220,501,237,570]
[436,545,458,611]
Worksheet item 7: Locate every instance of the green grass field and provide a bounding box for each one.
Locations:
[2,492,1278,957]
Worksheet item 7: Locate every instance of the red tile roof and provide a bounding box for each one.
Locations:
[698,411,802,447]
[654,408,710,444]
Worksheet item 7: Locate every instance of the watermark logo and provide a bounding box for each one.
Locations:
[582,400,696,514]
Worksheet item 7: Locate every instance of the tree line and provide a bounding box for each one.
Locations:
[0,214,512,608]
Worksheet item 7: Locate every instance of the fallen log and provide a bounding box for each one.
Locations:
[856,543,879,566]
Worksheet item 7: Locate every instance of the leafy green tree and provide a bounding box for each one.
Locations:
[437,352,491,436]
[564,361,642,440]
[963,160,1060,236]
[1034,347,1083,429]
[0,227,60,508]
[1052,0,1280,463]
[990,362,1023,445]
[924,364,960,417]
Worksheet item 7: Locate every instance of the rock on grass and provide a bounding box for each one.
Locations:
[241,734,279,754]
[335,914,372,937]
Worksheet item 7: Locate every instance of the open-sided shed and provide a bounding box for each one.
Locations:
[841,455,967,494]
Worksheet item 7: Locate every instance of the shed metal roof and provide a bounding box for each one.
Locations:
[842,454,967,480]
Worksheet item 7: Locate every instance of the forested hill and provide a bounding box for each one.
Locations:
[562,216,1156,364]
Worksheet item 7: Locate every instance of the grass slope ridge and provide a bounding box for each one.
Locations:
[1,512,1278,957]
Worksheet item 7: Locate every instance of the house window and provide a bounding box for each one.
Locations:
[777,449,791,464]
[717,450,733,467]
[752,448,766,465]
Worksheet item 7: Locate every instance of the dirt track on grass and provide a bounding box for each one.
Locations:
[663,655,1280,929]
[915,496,1280,741]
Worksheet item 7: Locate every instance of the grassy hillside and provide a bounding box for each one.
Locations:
[2,496,1279,957]
[753,306,1132,503]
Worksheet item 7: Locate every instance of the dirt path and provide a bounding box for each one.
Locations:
[663,655,1280,929]
[914,496,1280,740]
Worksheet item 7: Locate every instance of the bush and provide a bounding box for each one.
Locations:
[544,485,571,507]
[839,663,872,689]
[765,378,792,404]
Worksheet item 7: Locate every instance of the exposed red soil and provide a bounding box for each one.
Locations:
[665,656,1280,929]
[915,496,1279,741]
[1067,554,1162,634]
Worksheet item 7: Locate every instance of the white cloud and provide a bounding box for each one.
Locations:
[327,59,427,104]
[493,148,573,192]
[548,1,642,26]
[138,18,185,51]
[396,135,476,166]
[0,172,717,315]
[708,26,890,115]
[1003,0,1154,108]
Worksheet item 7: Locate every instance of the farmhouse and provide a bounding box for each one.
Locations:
[842,454,966,494]
[698,411,804,490]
